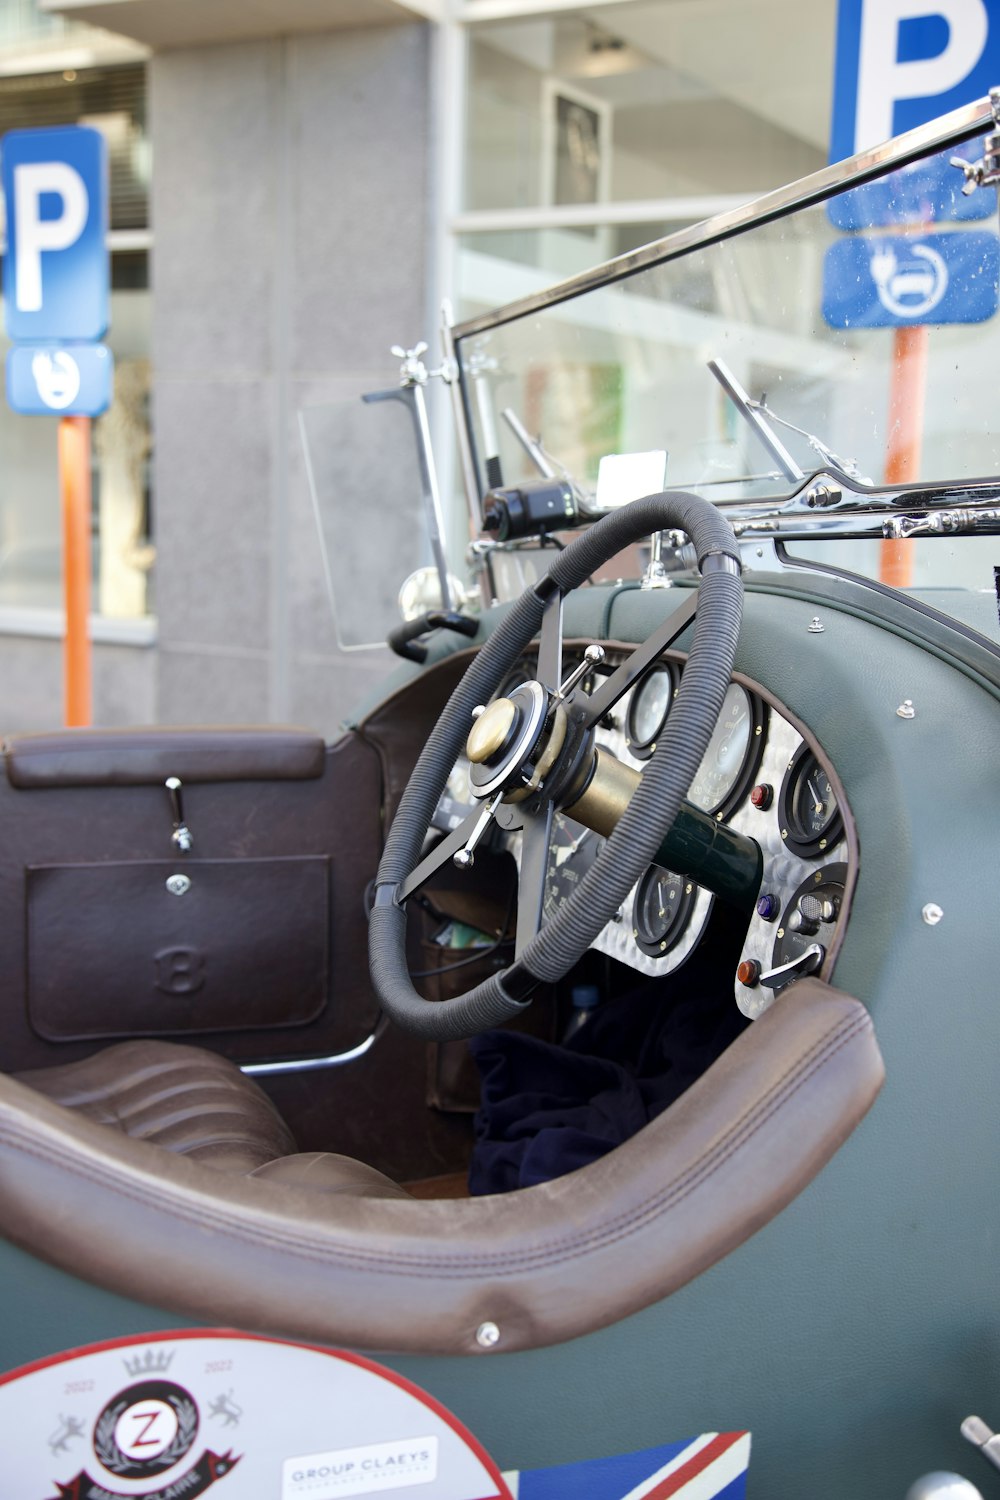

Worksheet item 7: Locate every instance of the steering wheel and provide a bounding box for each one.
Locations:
[369,492,743,1040]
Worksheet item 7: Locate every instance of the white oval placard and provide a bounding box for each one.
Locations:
[0,1330,512,1500]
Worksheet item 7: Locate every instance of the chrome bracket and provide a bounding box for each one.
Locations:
[951,88,1000,193]
[165,776,193,854]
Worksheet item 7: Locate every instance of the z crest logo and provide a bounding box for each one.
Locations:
[49,1363,240,1500]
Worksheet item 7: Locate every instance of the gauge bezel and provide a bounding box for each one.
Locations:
[632,864,699,957]
[625,662,679,759]
[777,743,844,857]
[691,685,769,821]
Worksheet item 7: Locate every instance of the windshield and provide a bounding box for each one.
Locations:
[452,99,1000,602]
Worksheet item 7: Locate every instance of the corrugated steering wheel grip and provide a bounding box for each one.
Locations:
[369,491,743,1040]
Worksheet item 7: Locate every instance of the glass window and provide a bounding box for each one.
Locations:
[0,254,152,617]
[454,116,1000,600]
[463,4,830,215]
[0,64,148,229]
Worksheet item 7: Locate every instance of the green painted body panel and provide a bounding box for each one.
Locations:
[3,568,999,1497]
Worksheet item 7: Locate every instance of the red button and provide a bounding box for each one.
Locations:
[750,783,773,810]
[737,959,761,987]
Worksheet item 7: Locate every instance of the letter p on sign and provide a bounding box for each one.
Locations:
[830,0,1000,160]
[1,125,109,342]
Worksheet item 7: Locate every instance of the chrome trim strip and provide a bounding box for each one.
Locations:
[240,1025,382,1076]
[452,96,995,341]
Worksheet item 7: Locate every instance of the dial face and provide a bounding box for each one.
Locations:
[432,757,476,832]
[688,683,763,817]
[543,813,602,918]
[792,762,836,840]
[779,744,844,856]
[626,666,675,754]
[632,865,697,957]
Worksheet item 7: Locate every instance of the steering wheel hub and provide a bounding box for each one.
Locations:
[467,680,549,798]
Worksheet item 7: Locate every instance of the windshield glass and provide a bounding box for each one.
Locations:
[453,105,1000,603]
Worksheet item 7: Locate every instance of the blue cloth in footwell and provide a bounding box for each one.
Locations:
[467,977,747,1194]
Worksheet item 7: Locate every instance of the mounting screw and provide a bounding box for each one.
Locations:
[896,699,916,719]
[921,903,944,926]
[807,616,825,634]
[165,874,191,896]
[475,1321,501,1349]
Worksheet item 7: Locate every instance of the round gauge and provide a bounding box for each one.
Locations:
[632,865,697,957]
[432,758,475,832]
[778,743,844,857]
[497,661,534,698]
[688,683,767,819]
[543,814,602,918]
[626,664,677,758]
[769,863,847,994]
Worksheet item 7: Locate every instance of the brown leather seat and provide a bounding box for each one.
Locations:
[2,980,884,1354]
[14,1039,409,1197]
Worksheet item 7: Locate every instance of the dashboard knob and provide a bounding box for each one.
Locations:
[800,892,837,924]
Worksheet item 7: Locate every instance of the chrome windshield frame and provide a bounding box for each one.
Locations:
[451,95,996,342]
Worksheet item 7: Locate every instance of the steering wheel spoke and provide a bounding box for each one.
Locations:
[514,802,555,957]
[397,801,497,903]
[535,588,564,691]
[580,591,698,727]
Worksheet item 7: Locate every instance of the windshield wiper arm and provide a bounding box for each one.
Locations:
[707,358,805,483]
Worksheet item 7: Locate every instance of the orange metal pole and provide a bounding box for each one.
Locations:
[879,323,929,588]
[58,415,92,727]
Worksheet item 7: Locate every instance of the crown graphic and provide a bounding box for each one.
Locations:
[124,1348,175,1377]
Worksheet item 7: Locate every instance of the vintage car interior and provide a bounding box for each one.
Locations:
[2,93,1000,1500]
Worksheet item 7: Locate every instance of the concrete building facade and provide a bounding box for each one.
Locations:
[0,0,846,735]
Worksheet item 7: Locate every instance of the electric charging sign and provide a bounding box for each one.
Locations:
[823,228,999,325]
[2,123,113,415]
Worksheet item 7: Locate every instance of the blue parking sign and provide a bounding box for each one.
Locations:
[822,229,999,327]
[2,125,109,343]
[827,139,996,229]
[831,0,1000,162]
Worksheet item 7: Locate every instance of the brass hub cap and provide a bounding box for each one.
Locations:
[466,697,517,764]
[466,680,549,799]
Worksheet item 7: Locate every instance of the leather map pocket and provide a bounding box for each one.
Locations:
[26,856,330,1041]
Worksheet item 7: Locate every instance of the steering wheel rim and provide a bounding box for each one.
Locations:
[369,491,743,1040]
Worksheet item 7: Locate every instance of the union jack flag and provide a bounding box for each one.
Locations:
[502,1431,751,1499]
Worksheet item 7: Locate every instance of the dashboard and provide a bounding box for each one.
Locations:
[433,645,855,1019]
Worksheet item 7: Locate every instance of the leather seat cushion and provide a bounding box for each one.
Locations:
[250,1152,411,1198]
[15,1040,297,1174]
